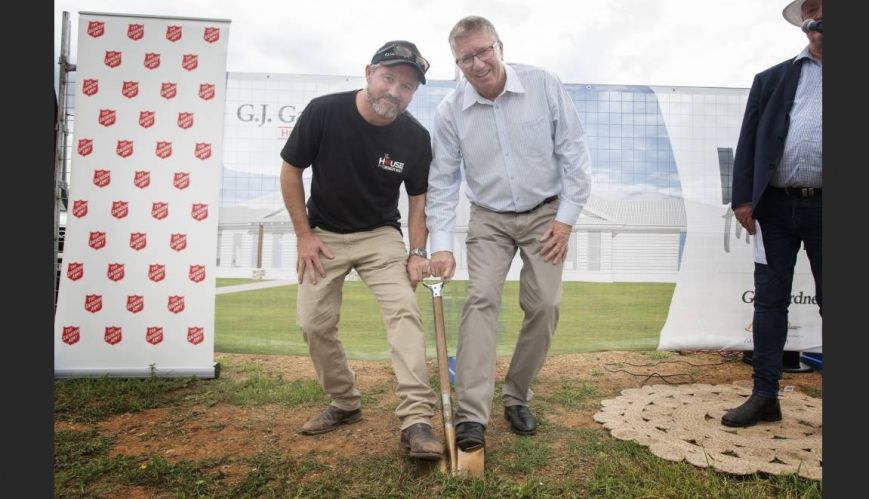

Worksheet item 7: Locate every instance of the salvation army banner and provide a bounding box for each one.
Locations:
[54,12,230,377]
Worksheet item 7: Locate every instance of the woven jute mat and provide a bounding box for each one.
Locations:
[593,383,821,480]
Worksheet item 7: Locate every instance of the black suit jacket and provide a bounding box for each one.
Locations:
[731,57,805,218]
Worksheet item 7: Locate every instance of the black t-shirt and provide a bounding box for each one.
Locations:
[280,90,432,233]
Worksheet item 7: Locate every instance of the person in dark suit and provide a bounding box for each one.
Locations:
[722,0,823,428]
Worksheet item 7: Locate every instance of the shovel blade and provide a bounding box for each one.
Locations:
[456,447,485,477]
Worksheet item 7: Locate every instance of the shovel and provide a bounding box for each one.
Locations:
[422,280,485,477]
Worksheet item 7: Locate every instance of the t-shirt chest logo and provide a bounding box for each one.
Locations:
[377,153,405,173]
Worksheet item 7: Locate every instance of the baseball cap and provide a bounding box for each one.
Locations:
[371,40,430,84]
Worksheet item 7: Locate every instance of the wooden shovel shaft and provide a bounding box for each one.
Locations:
[431,294,458,472]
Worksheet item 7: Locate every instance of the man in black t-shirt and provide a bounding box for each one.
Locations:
[279,40,441,460]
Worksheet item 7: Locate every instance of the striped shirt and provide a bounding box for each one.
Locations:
[426,63,592,253]
[773,46,823,188]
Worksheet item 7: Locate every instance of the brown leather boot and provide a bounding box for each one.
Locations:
[300,405,362,435]
[399,423,443,460]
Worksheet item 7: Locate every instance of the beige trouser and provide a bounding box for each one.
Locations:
[454,201,564,426]
[297,226,435,430]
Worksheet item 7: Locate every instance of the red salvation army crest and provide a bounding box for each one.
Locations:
[73,200,88,218]
[161,82,177,99]
[166,25,182,42]
[168,295,185,314]
[104,51,122,68]
[134,170,150,188]
[156,141,173,159]
[177,112,193,129]
[194,142,211,160]
[126,295,144,314]
[98,109,116,126]
[117,140,134,158]
[78,138,93,156]
[88,231,106,250]
[127,23,144,40]
[83,79,99,96]
[198,83,215,100]
[173,172,190,190]
[122,81,139,98]
[62,326,80,345]
[129,232,147,251]
[139,111,155,128]
[104,326,123,345]
[152,202,169,220]
[85,294,103,313]
[188,327,205,345]
[67,262,84,281]
[111,201,129,219]
[146,327,164,345]
[170,233,187,251]
[144,52,161,70]
[189,265,206,283]
[191,203,208,221]
[182,54,198,71]
[93,169,111,188]
[107,263,125,281]
[204,27,220,43]
[87,21,104,38]
[148,263,166,282]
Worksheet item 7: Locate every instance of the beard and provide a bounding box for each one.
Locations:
[365,89,403,119]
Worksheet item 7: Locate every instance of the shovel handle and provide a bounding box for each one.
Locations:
[423,280,458,471]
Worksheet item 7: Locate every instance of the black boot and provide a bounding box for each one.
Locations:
[721,394,782,427]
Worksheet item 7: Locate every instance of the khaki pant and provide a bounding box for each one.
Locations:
[297,226,435,430]
[455,201,564,425]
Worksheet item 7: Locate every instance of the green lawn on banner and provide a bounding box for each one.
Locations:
[215,280,675,359]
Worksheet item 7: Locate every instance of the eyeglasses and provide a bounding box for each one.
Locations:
[455,43,498,68]
[374,44,430,74]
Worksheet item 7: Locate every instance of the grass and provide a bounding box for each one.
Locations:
[216,278,270,287]
[215,281,673,359]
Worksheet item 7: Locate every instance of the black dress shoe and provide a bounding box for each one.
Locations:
[455,422,485,451]
[504,405,537,435]
[721,394,782,428]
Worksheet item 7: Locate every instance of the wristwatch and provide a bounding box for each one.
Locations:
[408,247,428,259]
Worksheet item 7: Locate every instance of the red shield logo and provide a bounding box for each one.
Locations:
[98,109,116,126]
[127,23,144,40]
[151,202,169,220]
[85,294,103,313]
[182,54,198,71]
[78,138,93,156]
[188,327,205,345]
[62,326,80,345]
[194,143,211,160]
[72,200,88,218]
[189,265,206,283]
[137,111,155,128]
[88,231,106,250]
[93,169,111,188]
[116,140,134,158]
[83,79,99,96]
[111,201,129,219]
[104,326,122,345]
[191,203,209,221]
[87,21,104,38]
[144,52,161,70]
[148,264,166,282]
[177,112,194,129]
[146,327,164,345]
[173,171,190,190]
[107,263,125,281]
[104,50,122,68]
[199,83,215,100]
[156,141,173,158]
[166,25,182,42]
[204,27,220,43]
[67,262,83,281]
[170,233,187,251]
[168,295,185,314]
[161,82,177,99]
[134,170,150,188]
[126,295,144,313]
[122,80,139,98]
[130,232,147,251]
